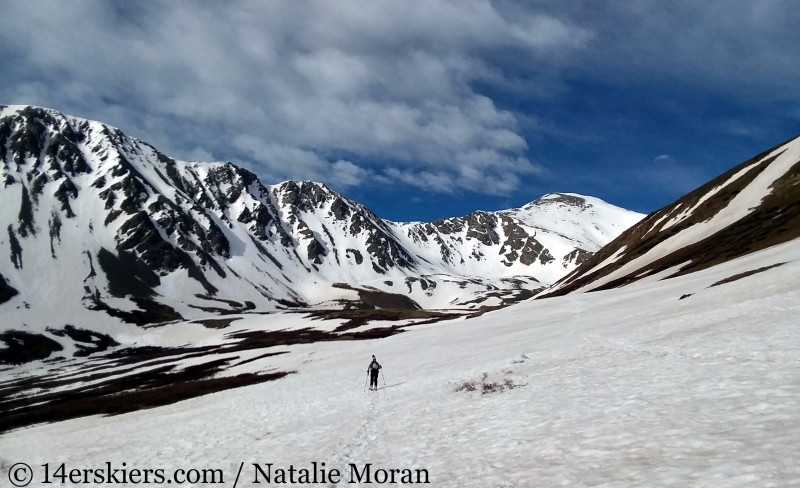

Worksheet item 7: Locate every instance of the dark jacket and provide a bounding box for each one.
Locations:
[368,360,382,375]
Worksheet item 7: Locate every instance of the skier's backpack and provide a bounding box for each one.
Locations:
[371,362,380,370]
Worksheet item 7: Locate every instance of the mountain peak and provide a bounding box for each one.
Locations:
[0,104,643,347]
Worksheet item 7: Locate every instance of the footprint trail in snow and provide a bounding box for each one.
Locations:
[328,390,380,487]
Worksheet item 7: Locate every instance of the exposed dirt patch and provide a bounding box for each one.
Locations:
[187,295,257,315]
[305,308,460,332]
[0,330,63,364]
[709,263,786,288]
[88,296,183,326]
[462,288,541,317]
[46,324,119,357]
[193,317,239,329]
[224,326,406,349]
[0,357,292,433]
[332,283,422,310]
[102,344,224,365]
[231,351,288,368]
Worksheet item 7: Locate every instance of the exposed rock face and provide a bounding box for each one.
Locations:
[561,248,591,268]
[544,134,800,296]
[0,330,63,364]
[395,192,641,283]
[47,325,119,357]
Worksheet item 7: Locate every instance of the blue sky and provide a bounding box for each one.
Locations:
[2,1,798,221]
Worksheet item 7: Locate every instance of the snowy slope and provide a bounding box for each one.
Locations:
[545,134,800,296]
[392,193,643,286]
[3,106,799,486]
[501,193,644,250]
[0,105,641,353]
[2,228,799,487]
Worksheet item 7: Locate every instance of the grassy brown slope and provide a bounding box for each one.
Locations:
[709,263,786,288]
[0,363,292,434]
[542,134,800,297]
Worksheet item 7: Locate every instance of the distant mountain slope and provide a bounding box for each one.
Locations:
[543,134,800,297]
[392,192,643,285]
[0,105,641,347]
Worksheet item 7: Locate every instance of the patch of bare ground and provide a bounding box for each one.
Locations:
[192,317,240,329]
[0,330,63,365]
[231,351,289,368]
[331,282,422,310]
[187,294,257,315]
[462,288,540,317]
[224,325,407,348]
[88,295,183,325]
[465,306,499,318]
[709,262,786,287]
[305,308,461,332]
[46,325,119,357]
[0,356,292,434]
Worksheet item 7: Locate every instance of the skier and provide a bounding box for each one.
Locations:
[367,355,382,391]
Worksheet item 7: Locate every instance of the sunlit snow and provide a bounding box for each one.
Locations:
[3,237,798,487]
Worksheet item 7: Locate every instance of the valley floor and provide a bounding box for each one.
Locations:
[2,240,800,487]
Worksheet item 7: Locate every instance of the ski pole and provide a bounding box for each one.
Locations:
[381,370,386,386]
[364,374,369,392]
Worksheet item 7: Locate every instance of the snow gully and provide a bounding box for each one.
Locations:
[251,462,430,484]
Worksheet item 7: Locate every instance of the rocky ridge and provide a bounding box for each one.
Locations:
[0,105,642,360]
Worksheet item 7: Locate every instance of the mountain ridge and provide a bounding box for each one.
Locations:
[0,105,643,351]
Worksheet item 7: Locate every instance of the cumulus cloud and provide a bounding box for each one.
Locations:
[0,0,587,194]
[0,1,797,197]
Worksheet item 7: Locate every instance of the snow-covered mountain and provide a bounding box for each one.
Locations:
[0,105,642,336]
[544,134,800,297]
[396,192,643,285]
[3,107,800,487]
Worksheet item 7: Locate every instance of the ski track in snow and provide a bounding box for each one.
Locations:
[327,391,379,487]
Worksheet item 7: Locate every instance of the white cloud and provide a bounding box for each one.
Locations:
[0,0,589,195]
[185,147,215,163]
[329,160,373,189]
[1,0,797,198]
[385,168,456,194]
[653,154,675,164]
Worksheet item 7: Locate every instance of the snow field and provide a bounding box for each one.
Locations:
[2,239,799,487]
